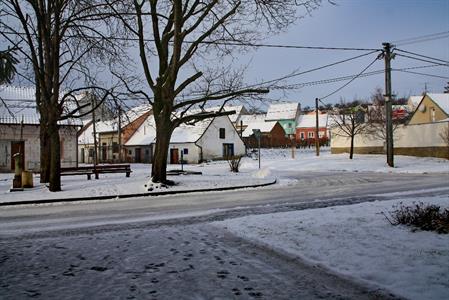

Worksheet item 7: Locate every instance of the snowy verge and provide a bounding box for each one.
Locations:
[213,195,449,300]
[0,163,274,204]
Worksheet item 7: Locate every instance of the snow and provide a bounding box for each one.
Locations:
[170,119,210,143]
[296,114,328,128]
[124,116,156,146]
[265,102,299,121]
[95,104,151,133]
[0,85,82,126]
[428,93,449,114]
[238,114,266,126]
[1,148,447,204]
[78,122,95,144]
[242,121,278,137]
[214,195,449,300]
[0,162,274,204]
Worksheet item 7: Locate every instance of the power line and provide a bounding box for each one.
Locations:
[395,69,449,80]
[392,31,449,46]
[395,49,449,64]
[395,53,449,67]
[1,30,380,51]
[250,50,381,88]
[319,56,380,100]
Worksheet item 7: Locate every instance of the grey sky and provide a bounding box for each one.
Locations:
[242,0,449,108]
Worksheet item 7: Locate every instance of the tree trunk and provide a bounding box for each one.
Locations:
[349,120,355,160]
[39,123,50,183]
[151,118,172,184]
[48,121,61,192]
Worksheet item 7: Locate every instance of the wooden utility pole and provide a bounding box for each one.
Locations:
[383,42,394,167]
[117,106,122,163]
[91,96,99,179]
[315,98,320,156]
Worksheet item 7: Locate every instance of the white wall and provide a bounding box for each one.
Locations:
[168,143,200,164]
[331,122,449,149]
[197,116,246,160]
[0,124,78,172]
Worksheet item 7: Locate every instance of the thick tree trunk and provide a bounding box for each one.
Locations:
[349,134,354,160]
[48,121,61,192]
[151,119,172,183]
[39,126,50,183]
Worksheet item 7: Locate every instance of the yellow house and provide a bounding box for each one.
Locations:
[408,93,449,125]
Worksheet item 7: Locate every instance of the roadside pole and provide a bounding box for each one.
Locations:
[315,98,320,156]
[253,129,261,169]
[383,42,394,167]
[91,96,99,179]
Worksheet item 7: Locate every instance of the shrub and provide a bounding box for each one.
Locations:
[227,155,242,173]
[383,202,449,234]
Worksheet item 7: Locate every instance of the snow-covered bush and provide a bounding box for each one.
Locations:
[385,202,449,234]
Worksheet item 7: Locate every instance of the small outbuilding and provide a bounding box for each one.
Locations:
[0,86,81,172]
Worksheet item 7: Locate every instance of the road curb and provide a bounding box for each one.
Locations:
[0,179,277,207]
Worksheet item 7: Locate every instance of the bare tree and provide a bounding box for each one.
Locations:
[439,124,449,159]
[366,88,404,147]
[112,0,323,184]
[0,0,125,191]
[329,102,368,159]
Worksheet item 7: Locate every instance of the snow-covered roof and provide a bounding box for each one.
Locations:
[427,93,449,115]
[242,121,278,137]
[239,114,266,126]
[296,114,328,128]
[265,102,300,121]
[0,85,82,126]
[78,122,95,145]
[171,119,211,143]
[96,104,151,133]
[185,105,245,123]
[125,114,214,145]
[124,115,157,146]
[408,95,423,108]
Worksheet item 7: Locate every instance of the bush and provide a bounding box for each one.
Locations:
[384,202,449,234]
[227,155,242,173]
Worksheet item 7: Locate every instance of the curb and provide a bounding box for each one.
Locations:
[0,179,277,207]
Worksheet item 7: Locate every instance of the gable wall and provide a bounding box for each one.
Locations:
[197,116,245,160]
[409,95,449,124]
[0,124,78,171]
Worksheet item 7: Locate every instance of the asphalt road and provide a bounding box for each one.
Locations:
[1,171,448,299]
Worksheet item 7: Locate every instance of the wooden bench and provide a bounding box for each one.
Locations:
[61,167,93,180]
[93,164,132,177]
[61,164,132,180]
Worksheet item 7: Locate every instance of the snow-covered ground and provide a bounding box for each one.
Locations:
[1,148,447,203]
[0,162,273,203]
[214,194,449,300]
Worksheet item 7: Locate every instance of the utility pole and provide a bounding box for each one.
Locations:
[383,42,394,167]
[315,98,320,156]
[91,96,99,179]
[117,106,122,163]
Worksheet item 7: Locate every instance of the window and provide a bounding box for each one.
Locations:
[219,128,225,139]
[183,148,189,155]
[128,150,132,155]
[430,107,436,122]
[223,143,234,158]
[308,132,314,138]
[319,131,325,138]
[89,148,94,157]
[288,123,292,128]
[300,132,305,140]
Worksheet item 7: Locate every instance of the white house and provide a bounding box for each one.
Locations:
[125,114,246,164]
[0,85,81,172]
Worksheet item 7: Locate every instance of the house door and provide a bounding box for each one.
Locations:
[11,141,25,170]
[135,148,142,163]
[170,148,179,164]
[222,143,234,158]
[102,143,107,161]
[80,148,85,163]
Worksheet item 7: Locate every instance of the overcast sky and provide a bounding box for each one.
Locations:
[241,0,449,108]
